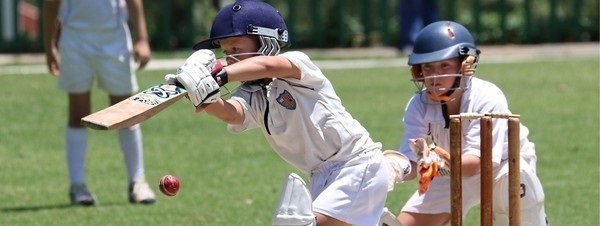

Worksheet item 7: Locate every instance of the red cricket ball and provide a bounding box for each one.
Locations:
[159,175,180,196]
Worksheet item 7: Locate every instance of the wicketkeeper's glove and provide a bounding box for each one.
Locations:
[165,49,223,110]
[409,138,451,195]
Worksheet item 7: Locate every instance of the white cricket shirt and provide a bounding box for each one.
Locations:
[228,51,382,173]
[397,76,536,165]
[58,0,128,30]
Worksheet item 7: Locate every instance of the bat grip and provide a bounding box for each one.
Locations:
[174,81,185,89]
[211,60,227,86]
[214,69,228,86]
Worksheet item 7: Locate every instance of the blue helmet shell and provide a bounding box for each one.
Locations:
[193,0,289,50]
[408,21,479,65]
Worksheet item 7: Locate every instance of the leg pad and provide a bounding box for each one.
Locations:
[272,173,315,226]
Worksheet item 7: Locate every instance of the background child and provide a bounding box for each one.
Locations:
[43,0,155,206]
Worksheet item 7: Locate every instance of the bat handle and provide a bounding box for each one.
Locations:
[174,81,185,89]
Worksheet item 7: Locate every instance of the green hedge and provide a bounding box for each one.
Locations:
[1,0,598,52]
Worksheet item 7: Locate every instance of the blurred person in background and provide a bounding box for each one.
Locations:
[43,0,156,206]
[397,0,439,54]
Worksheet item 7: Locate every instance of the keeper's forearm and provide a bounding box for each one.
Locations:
[405,161,418,180]
[461,154,481,177]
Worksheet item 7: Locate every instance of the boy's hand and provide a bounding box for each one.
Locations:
[168,50,223,109]
[409,138,451,195]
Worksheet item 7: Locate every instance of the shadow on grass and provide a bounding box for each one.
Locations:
[1,202,123,212]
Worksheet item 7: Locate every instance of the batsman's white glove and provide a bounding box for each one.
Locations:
[382,150,411,192]
[166,49,221,109]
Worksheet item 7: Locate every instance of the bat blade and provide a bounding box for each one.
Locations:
[81,84,186,130]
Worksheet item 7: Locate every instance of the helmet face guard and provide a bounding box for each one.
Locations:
[407,21,480,104]
[192,0,289,57]
[412,74,470,104]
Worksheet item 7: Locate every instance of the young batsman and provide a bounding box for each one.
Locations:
[164,0,389,225]
[384,21,548,226]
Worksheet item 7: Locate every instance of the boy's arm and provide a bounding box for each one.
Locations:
[165,50,246,124]
[126,0,151,69]
[224,55,301,81]
[42,0,60,76]
[203,99,246,125]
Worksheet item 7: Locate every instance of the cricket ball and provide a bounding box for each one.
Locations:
[159,175,180,196]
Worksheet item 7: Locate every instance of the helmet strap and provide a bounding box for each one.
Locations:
[441,102,451,128]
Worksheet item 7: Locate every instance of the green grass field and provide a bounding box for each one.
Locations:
[0,56,598,226]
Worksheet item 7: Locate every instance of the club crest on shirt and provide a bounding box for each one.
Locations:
[276,90,296,110]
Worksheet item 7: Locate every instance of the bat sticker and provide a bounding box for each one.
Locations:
[130,96,160,105]
[82,83,188,130]
[129,85,184,106]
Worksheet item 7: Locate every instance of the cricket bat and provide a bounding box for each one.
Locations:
[81,60,223,130]
[81,84,187,130]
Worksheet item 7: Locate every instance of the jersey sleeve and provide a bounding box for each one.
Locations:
[279,51,326,87]
[397,95,430,162]
[226,88,262,133]
[462,78,511,164]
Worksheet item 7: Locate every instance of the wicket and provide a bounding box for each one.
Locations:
[449,113,521,226]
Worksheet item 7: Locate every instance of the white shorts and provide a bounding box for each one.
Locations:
[310,150,389,226]
[58,25,138,95]
[493,157,547,226]
[401,156,547,226]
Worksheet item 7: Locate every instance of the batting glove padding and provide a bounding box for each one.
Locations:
[176,71,220,108]
[173,50,221,108]
[176,49,219,76]
[383,150,411,192]
[164,74,178,86]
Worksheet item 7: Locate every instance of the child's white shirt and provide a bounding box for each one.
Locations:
[59,0,128,30]
[398,76,536,166]
[228,51,382,173]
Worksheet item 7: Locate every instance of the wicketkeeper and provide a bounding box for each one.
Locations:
[383,21,549,226]
[164,1,389,225]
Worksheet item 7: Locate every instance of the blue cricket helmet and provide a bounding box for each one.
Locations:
[192,0,290,51]
[408,21,479,65]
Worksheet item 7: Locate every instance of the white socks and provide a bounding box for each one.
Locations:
[66,127,87,184]
[66,124,145,184]
[118,124,145,181]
